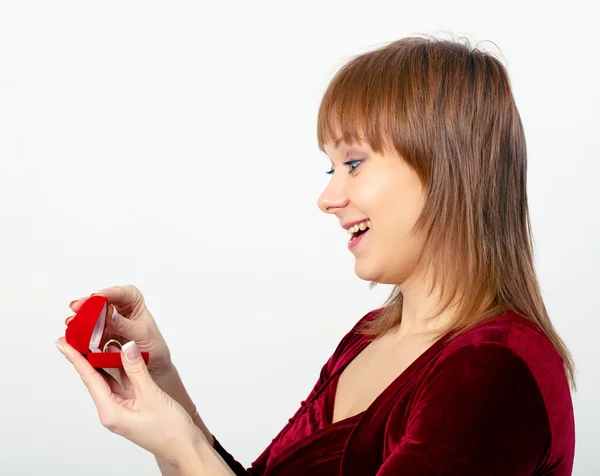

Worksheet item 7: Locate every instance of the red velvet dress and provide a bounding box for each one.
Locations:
[212,309,575,475]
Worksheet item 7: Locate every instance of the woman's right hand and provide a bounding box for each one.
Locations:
[65,284,216,460]
[67,285,173,380]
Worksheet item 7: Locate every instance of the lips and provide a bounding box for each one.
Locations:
[348,227,369,250]
[342,219,371,230]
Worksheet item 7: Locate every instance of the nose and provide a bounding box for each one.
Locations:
[317,179,349,214]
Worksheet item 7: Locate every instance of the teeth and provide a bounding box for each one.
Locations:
[348,220,372,235]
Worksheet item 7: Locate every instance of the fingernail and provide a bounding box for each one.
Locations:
[111,306,117,323]
[122,341,140,361]
[55,340,66,356]
[69,297,86,307]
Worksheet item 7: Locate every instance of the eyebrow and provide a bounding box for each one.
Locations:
[334,139,366,154]
[325,148,368,164]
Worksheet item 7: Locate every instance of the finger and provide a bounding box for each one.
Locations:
[56,337,113,410]
[106,344,121,353]
[68,293,108,312]
[99,368,132,401]
[118,367,133,392]
[120,341,155,398]
[69,284,142,316]
[102,328,127,347]
[106,343,132,391]
[95,285,144,314]
[107,305,144,342]
[68,298,88,312]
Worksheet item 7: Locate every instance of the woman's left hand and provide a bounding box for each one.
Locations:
[55,337,205,472]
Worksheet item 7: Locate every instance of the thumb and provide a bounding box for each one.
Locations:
[120,341,153,396]
[108,305,138,340]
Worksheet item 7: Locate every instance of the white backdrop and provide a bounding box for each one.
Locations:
[1,1,598,474]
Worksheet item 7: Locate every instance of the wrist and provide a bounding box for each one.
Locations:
[153,361,178,387]
[153,364,191,410]
[178,433,233,476]
[190,404,215,448]
[175,448,205,476]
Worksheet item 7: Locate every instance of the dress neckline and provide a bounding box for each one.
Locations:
[325,327,451,427]
[266,321,453,474]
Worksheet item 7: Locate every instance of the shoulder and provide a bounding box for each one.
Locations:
[420,313,555,403]
[418,312,575,467]
[372,313,575,474]
[435,312,571,401]
[433,311,573,414]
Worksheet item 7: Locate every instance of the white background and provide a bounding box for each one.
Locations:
[1,0,598,474]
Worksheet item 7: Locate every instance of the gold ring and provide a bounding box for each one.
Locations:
[102,339,123,353]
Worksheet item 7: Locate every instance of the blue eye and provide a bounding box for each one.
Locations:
[325,159,364,175]
[345,159,363,172]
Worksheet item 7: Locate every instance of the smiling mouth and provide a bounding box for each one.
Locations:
[350,227,369,242]
[347,220,371,243]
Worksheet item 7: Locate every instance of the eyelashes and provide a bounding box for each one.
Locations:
[326,159,364,175]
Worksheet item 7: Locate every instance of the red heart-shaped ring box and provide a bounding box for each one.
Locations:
[65,295,149,368]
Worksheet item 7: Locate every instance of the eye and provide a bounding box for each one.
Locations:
[344,159,363,173]
[325,159,364,175]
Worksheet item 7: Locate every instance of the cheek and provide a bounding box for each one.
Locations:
[372,188,426,262]
[371,183,424,234]
[353,173,398,217]
[351,167,425,244]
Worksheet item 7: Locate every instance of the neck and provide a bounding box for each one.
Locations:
[393,270,496,340]
[393,270,455,340]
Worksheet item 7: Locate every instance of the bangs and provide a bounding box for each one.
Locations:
[316,47,415,157]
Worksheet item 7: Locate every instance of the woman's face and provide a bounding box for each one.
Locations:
[318,140,427,285]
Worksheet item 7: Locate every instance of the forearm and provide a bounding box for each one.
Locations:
[153,364,216,475]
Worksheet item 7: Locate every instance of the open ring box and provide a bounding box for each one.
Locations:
[65,295,150,368]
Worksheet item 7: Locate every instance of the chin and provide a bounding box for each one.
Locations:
[353,258,408,285]
[353,259,384,283]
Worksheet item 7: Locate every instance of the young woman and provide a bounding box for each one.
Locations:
[56,36,576,475]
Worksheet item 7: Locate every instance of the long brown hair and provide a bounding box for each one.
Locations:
[316,35,575,389]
